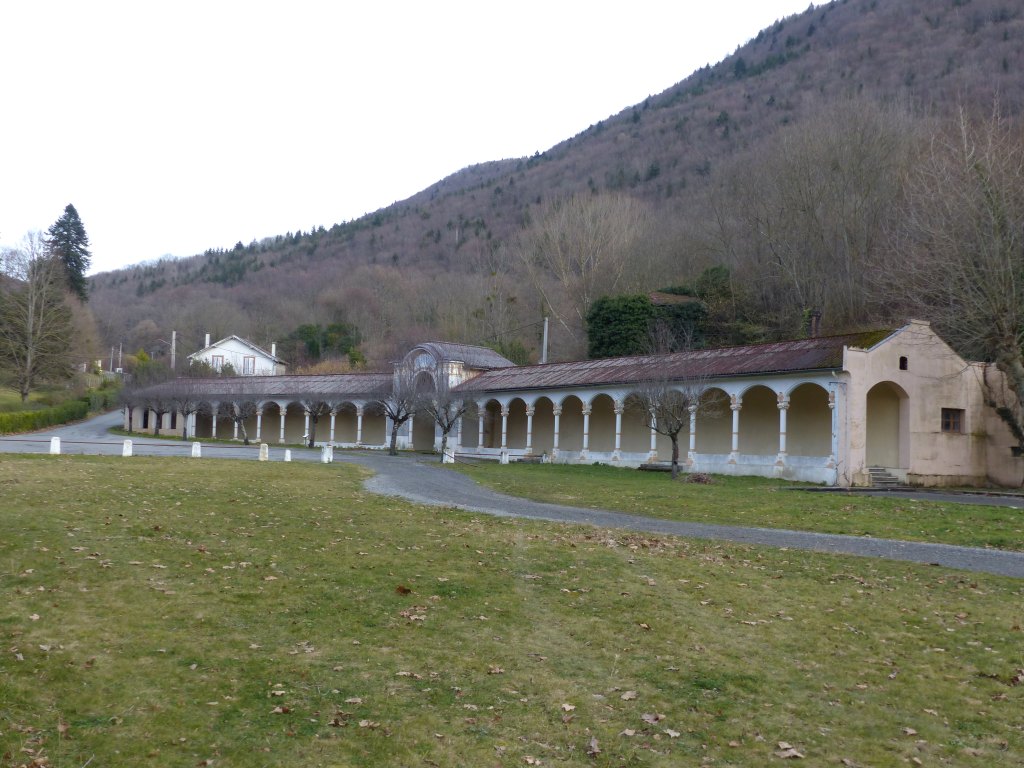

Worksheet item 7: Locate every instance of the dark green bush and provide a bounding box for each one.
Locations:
[0,396,98,434]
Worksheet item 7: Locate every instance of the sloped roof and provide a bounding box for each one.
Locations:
[139,372,392,401]
[410,342,515,370]
[456,330,893,393]
[187,334,286,364]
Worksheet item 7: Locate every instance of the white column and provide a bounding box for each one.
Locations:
[256,408,263,441]
[500,405,509,450]
[828,388,838,469]
[233,416,239,440]
[279,404,287,443]
[356,406,364,445]
[776,393,790,466]
[649,414,658,461]
[729,395,742,464]
[210,404,218,439]
[329,409,337,445]
[303,409,311,444]
[688,404,697,466]
[612,400,623,460]
[477,404,486,448]
[455,413,464,449]
[525,406,535,454]
[580,404,592,460]
[552,405,562,457]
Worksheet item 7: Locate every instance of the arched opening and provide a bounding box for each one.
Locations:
[412,371,437,451]
[866,381,909,468]
[738,385,777,455]
[506,398,528,449]
[621,394,652,453]
[334,402,359,444]
[558,396,585,452]
[588,394,616,453]
[694,388,731,454]
[361,402,387,446]
[787,383,831,457]
[531,397,555,454]
[460,401,481,449]
[483,400,502,448]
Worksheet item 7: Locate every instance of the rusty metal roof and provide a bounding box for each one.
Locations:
[140,372,392,401]
[456,330,893,393]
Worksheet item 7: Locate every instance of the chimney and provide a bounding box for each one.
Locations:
[809,309,822,338]
[205,333,211,348]
[271,342,277,358]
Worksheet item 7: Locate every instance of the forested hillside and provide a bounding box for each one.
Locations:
[87,0,1024,367]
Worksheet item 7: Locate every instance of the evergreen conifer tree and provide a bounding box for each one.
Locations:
[45,204,92,301]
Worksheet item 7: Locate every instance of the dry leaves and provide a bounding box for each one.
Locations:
[775,741,805,759]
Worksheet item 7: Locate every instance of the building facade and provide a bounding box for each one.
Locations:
[127,323,1023,487]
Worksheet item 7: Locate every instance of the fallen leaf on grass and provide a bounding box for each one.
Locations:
[776,742,804,759]
[587,737,600,756]
[561,703,575,712]
[664,729,680,738]
[620,690,638,701]
[395,585,411,595]
[641,712,664,724]
[271,706,290,714]
[359,720,380,729]
[344,697,362,704]
[620,729,636,737]
[488,665,504,675]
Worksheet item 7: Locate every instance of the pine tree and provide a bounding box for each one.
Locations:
[45,203,92,301]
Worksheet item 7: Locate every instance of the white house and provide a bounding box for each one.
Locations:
[128,323,1024,487]
[187,334,286,376]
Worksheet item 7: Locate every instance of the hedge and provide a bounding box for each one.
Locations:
[0,394,111,435]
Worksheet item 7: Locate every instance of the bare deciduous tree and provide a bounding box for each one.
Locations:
[300,399,331,448]
[516,193,648,357]
[419,362,476,462]
[228,400,260,445]
[0,233,74,401]
[376,364,419,456]
[888,106,1024,453]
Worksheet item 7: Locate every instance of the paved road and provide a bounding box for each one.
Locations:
[3,412,1024,578]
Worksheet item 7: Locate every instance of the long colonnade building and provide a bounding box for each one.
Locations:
[126,321,1023,487]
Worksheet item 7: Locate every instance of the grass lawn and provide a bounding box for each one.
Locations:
[452,463,1024,552]
[0,390,45,414]
[1,456,1022,767]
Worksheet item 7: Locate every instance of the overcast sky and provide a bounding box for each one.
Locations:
[1,1,815,275]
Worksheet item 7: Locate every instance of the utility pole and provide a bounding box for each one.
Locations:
[171,330,177,370]
[541,316,549,364]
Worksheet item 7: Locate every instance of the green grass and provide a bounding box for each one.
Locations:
[452,462,1024,551]
[1,455,1023,766]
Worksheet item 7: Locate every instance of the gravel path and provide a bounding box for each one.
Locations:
[4,412,1024,578]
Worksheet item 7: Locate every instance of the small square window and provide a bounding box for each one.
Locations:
[899,356,908,371]
[941,408,964,433]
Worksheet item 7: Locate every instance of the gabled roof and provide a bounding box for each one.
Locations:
[456,330,893,393]
[409,342,515,370]
[187,335,286,364]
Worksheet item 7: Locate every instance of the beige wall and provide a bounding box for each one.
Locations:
[788,383,831,457]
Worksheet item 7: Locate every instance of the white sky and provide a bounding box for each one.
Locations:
[0,1,814,275]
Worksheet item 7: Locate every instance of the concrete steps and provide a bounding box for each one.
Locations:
[867,466,901,488]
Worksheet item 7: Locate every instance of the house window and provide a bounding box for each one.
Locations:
[941,408,964,434]
[243,356,255,375]
[899,356,908,371]
[212,354,224,372]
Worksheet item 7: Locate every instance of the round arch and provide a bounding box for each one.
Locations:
[737,385,777,455]
[787,383,831,457]
[588,393,617,453]
[866,381,909,468]
[694,387,731,454]
[531,396,556,454]
[558,395,585,453]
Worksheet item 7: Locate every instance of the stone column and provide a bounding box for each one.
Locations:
[729,395,742,464]
[233,419,239,440]
[210,403,218,439]
[477,404,486,449]
[551,405,562,458]
[612,400,623,461]
[580,405,592,460]
[455,413,463,449]
[500,405,509,450]
[525,406,535,455]
[279,404,287,443]
[688,404,697,466]
[255,408,263,441]
[303,409,311,444]
[649,414,658,461]
[776,393,790,466]
[356,406,364,445]
[329,409,337,445]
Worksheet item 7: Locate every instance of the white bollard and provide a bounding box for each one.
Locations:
[284,449,292,462]
[499,449,509,465]
[442,448,454,464]
[321,444,334,463]
[122,440,133,457]
[259,443,269,461]
[191,442,202,458]
[49,437,60,455]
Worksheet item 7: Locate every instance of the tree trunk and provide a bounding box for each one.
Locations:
[670,435,680,479]
[389,423,400,456]
[239,420,250,446]
[439,431,449,462]
[307,415,316,449]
